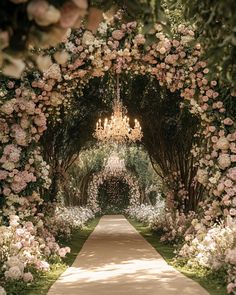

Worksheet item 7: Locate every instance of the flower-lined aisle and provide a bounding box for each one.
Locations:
[47,215,209,295]
[127,204,236,293]
[0,2,235,295]
[0,206,94,294]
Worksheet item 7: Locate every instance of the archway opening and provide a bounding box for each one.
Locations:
[98,176,130,214]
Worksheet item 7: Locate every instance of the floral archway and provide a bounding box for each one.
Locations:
[87,170,140,212]
[0,17,235,221]
[0,11,235,294]
[87,152,140,212]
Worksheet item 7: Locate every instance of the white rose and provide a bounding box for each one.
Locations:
[2,54,25,78]
[36,55,52,72]
[0,286,7,295]
[53,50,69,65]
[218,154,231,169]
[197,169,208,185]
[82,30,95,45]
[5,266,22,280]
[216,137,230,150]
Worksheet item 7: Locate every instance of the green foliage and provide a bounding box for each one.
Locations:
[122,74,203,211]
[124,145,162,203]
[40,77,110,201]
[63,144,112,206]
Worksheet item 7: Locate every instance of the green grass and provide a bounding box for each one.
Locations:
[128,218,227,295]
[5,218,100,295]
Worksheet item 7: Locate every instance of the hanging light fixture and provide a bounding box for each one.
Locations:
[94,76,143,143]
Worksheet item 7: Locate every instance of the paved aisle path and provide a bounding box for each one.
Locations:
[48,215,209,295]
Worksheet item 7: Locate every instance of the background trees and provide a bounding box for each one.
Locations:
[122,74,204,212]
[40,77,109,201]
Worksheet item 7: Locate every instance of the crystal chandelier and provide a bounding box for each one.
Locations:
[104,152,126,175]
[94,76,143,143]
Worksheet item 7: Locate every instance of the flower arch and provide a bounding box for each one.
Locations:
[0,17,235,224]
[87,169,141,213]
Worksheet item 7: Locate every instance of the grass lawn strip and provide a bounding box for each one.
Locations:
[24,217,100,295]
[128,218,227,295]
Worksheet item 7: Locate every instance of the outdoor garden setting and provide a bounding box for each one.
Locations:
[0,0,235,294]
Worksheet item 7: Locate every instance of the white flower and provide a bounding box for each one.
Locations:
[216,137,230,150]
[0,286,7,295]
[82,31,95,46]
[5,266,23,280]
[218,154,231,169]
[36,55,52,72]
[2,54,25,78]
[23,272,34,282]
[197,169,208,185]
[98,22,108,35]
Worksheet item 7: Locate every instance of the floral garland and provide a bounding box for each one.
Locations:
[0,15,235,224]
[0,15,236,293]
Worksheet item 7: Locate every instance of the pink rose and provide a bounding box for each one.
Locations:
[216,137,230,150]
[59,1,81,28]
[134,34,146,45]
[0,31,9,49]
[23,272,33,283]
[112,30,125,40]
[223,117,233,126]
[218,154,231,169]
[72,0,88,9]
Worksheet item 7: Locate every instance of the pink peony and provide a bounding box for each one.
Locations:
[11,124,27,146]
[227,167,236,181]
[218,154,231,170]
[216,137,230,150]
[1,99,16,115]
[0,170,8,180]
[59,1,81,28]
[23,272,33,282]
[223,117,234,126]
[27,0,60,26]
[5,266,22,280]
[112,30,125,40]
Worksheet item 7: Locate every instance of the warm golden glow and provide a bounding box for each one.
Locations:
[94,76,143,143]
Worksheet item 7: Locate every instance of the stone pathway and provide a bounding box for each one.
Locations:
[47,215,209,295]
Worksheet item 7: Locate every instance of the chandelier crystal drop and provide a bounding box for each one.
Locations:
[104,152,126,175]
[94,76,143,143]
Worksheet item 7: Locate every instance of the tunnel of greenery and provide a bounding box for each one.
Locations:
[0,1,235,295]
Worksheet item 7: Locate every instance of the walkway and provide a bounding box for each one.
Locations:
[48,215,209,295]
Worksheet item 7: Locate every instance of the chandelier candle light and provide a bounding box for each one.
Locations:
[94,76,143,143]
